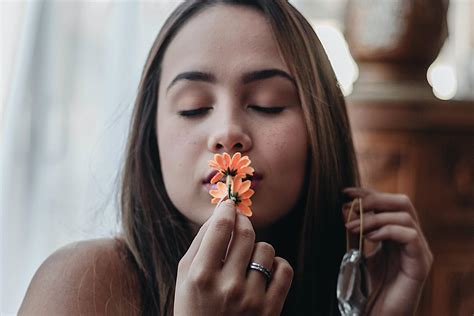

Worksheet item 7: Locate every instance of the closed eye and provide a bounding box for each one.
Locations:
[249,105,285,114]
[178,107,212,117]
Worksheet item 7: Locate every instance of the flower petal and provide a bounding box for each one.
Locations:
[241,198,252,206]
[215,154,225,168]
[209,188,226,198]
[239,189,255,200]
[223,153,231,168]
[232,177,242,193]
[230,152,242,169]
[236,157,250,169]
[216,182,228,191]
[210,172,223,184]
[211,197,221,204]
[233,174,245,181]
[208,160,220,169]
[210,182,228,198]
[237,204,252,217]
[238,180,252,194]
[240,166,254,176]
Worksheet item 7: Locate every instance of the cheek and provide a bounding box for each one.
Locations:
[158,115,200,160]
[157,117,200,192]
[264,117,307,177]
[252,115,308,224]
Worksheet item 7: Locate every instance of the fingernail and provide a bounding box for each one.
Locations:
[216,198,230,209]
[224,199,234,206]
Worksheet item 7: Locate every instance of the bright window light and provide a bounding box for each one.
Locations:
[427,64,458,100]
[312,22,359,96]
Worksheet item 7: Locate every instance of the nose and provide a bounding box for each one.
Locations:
[207,111,252,154]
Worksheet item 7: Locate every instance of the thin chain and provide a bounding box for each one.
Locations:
[346,198,364,253]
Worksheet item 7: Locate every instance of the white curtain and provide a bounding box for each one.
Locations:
[0,1,180,313]
[1,0,471,314]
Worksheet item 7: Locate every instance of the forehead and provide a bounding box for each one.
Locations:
[160,4,290,87]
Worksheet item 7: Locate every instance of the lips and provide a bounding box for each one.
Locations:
[203,170,219,184]
[243,172,263,184]
[202,171,263,190]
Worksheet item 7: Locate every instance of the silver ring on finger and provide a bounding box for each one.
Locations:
[248,261,272,282]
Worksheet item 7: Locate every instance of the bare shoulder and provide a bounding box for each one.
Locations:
[19,238,141,315]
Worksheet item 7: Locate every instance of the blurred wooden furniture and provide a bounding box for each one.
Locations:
[347,97,474,316]
[344,0,449,94]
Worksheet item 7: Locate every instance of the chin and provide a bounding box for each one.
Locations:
[178,204,213,229]
[248,206,290,230]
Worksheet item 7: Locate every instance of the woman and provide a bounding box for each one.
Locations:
[19,1,433,315]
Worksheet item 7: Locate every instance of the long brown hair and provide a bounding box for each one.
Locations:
[120,0,360,314]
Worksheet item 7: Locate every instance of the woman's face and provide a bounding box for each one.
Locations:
[157,4,308,230]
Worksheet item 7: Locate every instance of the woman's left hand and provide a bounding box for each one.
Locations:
[343,187,433,316]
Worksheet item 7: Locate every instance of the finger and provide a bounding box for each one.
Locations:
[346,212,417,234]
[344,188,429,253]
[341,205,365,250]
[367,224,433,281]
[366,223,433,280]
[342,200,375,222]
[343,190,430,253]
[247,242,275,293]
[193,199,237,270]
[346,212,418,256]
[343,187,373,199]
[343,188,419,222]
[265,257,293,315]
[184,198,227,262]
[223,213,255,277]
[365,225,424,256]
[180,220,211,266]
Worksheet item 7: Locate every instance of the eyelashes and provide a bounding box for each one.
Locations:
[178,105,285,118]
[248,105,285,114]
[178,107,211,117]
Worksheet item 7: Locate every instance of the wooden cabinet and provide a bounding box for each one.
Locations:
[347,98,474,316]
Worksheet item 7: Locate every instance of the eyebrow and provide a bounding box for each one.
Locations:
[166,68,296,93]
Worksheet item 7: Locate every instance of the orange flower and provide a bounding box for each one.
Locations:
[209,182,229,204]
[209,177,255,217]
[208,152,254,184]
[231,177,255,217]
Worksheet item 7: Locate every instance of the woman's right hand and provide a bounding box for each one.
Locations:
[174,200,294,316]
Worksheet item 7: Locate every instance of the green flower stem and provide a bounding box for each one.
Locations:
[226,175,231,200]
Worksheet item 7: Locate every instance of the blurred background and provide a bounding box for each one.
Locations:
[1,0,473,314]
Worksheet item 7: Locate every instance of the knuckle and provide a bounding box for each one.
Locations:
[400,212,414,226]
[237,226,255,241]
[368,213,379,226]
[256,242,275,258]
[276,257,294,282]
[364,194,374,206]
[242,296,263,312]
[404,228,418,242]
[381,225,392,236]
[281,265,294,283]
[198,221,209,234]
[188,267,213,288]
[177,257,187,273]
[213,217,233,233]
[222,281,244,301]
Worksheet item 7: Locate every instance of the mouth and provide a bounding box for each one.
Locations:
[202,171,263,191]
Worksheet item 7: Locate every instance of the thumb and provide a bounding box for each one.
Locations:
[181,199,233,265]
